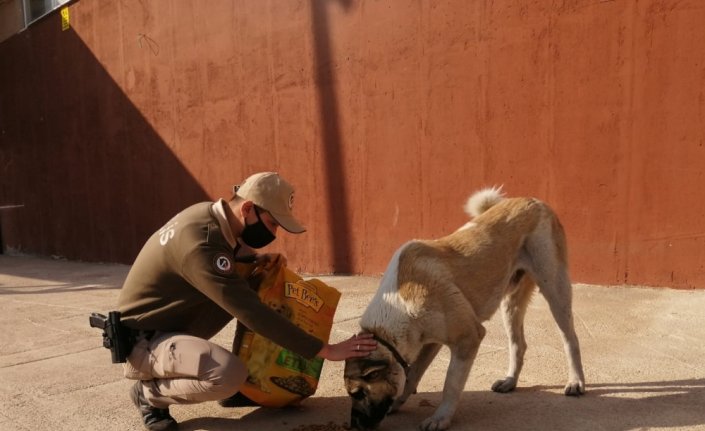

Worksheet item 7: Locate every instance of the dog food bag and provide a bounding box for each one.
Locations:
[234,262,341,407]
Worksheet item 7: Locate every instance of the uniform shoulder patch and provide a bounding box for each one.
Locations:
[213,253,234,275]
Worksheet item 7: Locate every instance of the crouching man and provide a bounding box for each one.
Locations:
[117,172,376,430]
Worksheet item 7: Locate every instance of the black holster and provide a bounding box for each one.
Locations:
[89,311,134,363]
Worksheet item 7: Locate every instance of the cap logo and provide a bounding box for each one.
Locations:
[213,253,233,275]
[288,192,295,210]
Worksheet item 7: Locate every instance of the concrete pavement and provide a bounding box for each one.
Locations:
[1,254,704,431]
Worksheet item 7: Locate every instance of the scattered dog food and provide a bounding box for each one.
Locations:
[289,421,349,431]
[271,375,315,397]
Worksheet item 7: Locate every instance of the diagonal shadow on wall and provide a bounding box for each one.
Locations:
[0,13,208,264]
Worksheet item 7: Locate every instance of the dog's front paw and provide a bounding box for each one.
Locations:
[419,414,452,431]
[564,380,585,396]
[491,376,517,393]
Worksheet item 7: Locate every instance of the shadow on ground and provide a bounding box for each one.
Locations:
[176,378,705,431]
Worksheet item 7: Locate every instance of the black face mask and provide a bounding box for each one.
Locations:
[241,206,275,249]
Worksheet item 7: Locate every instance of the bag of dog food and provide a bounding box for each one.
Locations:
[234,261,341,407]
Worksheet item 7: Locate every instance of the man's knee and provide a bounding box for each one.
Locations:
[209,351,248,398]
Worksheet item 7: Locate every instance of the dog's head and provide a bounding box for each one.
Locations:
[344,345,406,430]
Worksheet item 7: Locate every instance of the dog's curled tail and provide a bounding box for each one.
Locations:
[464,186,505,218]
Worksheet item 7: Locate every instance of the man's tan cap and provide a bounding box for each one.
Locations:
[234,172,306,234]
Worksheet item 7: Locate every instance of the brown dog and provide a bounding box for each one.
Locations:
[344,188,585,431]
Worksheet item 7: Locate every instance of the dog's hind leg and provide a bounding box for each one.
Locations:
[390,343,442,413]
[492,273,535,393]
[537,268,585,395]
[526,212,585,396]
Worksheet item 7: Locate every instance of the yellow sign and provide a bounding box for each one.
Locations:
[61,7,70,31]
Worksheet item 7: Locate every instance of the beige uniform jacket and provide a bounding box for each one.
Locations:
[117,202,323,359]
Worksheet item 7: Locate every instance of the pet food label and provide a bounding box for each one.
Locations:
[285,282,324,311]
[234,262,340,407]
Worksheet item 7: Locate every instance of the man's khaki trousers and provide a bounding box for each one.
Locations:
[124,332,247,408]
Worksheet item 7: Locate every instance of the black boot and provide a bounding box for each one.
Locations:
[129,381,178,430]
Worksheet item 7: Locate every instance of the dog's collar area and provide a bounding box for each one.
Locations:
[369,333,410,374]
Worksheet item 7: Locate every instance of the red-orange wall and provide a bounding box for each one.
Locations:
[1,0,704,288]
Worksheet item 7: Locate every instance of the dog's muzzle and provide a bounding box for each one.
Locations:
[350,397,393,431]
[350,407,382,431]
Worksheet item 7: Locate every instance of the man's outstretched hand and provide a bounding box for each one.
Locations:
[318,333,377,361]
